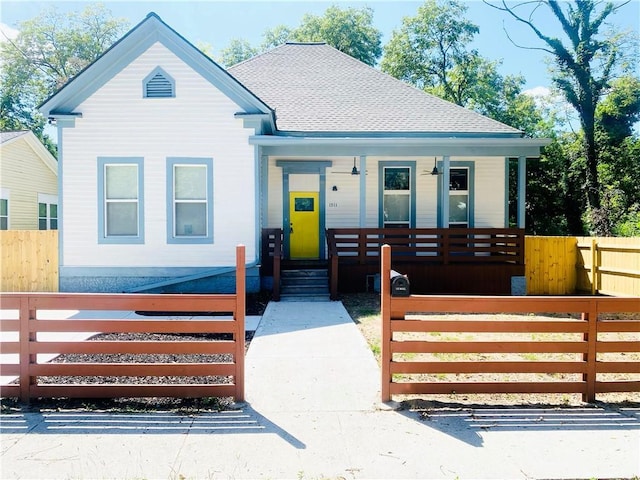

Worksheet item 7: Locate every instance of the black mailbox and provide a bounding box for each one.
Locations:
[390,270,410,297]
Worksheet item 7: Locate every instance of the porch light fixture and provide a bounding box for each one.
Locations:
[351,157,360,175]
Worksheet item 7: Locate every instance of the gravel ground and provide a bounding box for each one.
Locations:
[1,293,268,413]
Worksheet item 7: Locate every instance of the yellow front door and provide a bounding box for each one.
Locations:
[289,191,319,259]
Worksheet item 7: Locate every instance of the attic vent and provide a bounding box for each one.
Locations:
[143,67,175,98]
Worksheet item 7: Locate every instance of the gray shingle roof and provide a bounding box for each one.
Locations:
[228,43,522,135]
[0,130,29,144]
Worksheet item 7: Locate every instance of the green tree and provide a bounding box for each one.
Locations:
[218,38,259,67]
[291,5,382,66]
[485,0,638,233]
[260,25,294,51]
[0,4,128,152]
[219,5,382,66]
[381,0,482,105]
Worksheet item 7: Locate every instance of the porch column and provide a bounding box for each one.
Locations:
[517,156,526,229]
[359,155,366,227]
[441,156,450,228]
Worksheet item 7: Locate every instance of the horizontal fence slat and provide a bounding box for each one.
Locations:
[596,341,640,353]
[29,384,237,399]
[31,363,236,377]
[390,319,589,333]
[0,342,20,354]
[597,321,640,332]
[30,341,236,355]
[390,381,587,395]
[23,293,237,312]
[595,381,640,393]
[30,319,238,334]
[391,341,588,354]
[596,362,640,374]
[391,296,593,314]
[0,319,20,330]
[0,385,20,397]
[391,361,587,374]
[0,365,19,375]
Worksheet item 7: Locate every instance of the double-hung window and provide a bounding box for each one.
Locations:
[379,163,416,228]
[167,158,213,244]
[97,157,144,243]
[449,168,469,228]
[38,193,58,230]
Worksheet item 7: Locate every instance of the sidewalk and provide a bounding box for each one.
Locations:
[1,301,639,479]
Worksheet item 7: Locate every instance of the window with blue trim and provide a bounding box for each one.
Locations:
[167,158,213,244]
[143,67,175,98]
[379,162,416,228]
[97,157,144,244]
[449,168,469,227]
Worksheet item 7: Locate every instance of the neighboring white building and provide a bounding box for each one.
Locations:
[0,131,58,231]
[39,13,548,293]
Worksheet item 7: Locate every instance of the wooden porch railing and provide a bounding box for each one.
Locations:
[381,244,640,403]
[0,246,246,403]
[261,228,283,301]
[327,228,524,299]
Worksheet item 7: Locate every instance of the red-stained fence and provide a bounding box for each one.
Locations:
[0,246,246,402]
[380,244,640,403]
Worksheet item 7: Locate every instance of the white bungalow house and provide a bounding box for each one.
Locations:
[39,13,548,295]
[0,131,58,231]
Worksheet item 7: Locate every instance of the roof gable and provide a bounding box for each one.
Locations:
[39,13,272,118]
[229,43,523,136]
[0,131,57,175]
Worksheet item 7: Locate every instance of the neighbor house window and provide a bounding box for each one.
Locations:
[166,158,213,244]
[449,168,469,227]
[38,193,58,230]
[380,164,415,228]
[0,198,8,230]
[143,67,175,98]
[97,157,144,244]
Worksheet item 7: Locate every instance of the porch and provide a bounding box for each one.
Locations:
[261,228,525,300]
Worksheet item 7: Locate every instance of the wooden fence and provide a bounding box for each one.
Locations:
[326,228,524,299]
[0,230,58,292]
[526,236,640,296]
[576,237,640,296]
[0,246,246,403]
[381,244,640,403]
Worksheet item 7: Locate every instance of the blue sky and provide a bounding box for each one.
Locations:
[1,0,639,93]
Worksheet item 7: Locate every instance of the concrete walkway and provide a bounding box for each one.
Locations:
[1,301,639,479]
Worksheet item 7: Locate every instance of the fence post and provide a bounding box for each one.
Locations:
[381,244,392,402]
[235,245,246,403]
[18,295,32,402]
[582,299,598,403]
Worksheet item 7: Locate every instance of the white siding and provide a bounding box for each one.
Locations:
[325,157,360,228]
[266,157,282,228]
[266,155,506,230]
[466,156,506,227]
[62,42,256,267]
[0,140,57,230]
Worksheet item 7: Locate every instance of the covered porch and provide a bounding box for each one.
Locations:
[261,227,525,300]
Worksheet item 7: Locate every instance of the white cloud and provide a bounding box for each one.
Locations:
[0,22,19,43]
[523,86,551,98]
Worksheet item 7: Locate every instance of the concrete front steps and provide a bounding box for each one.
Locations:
[280,268,330,301]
